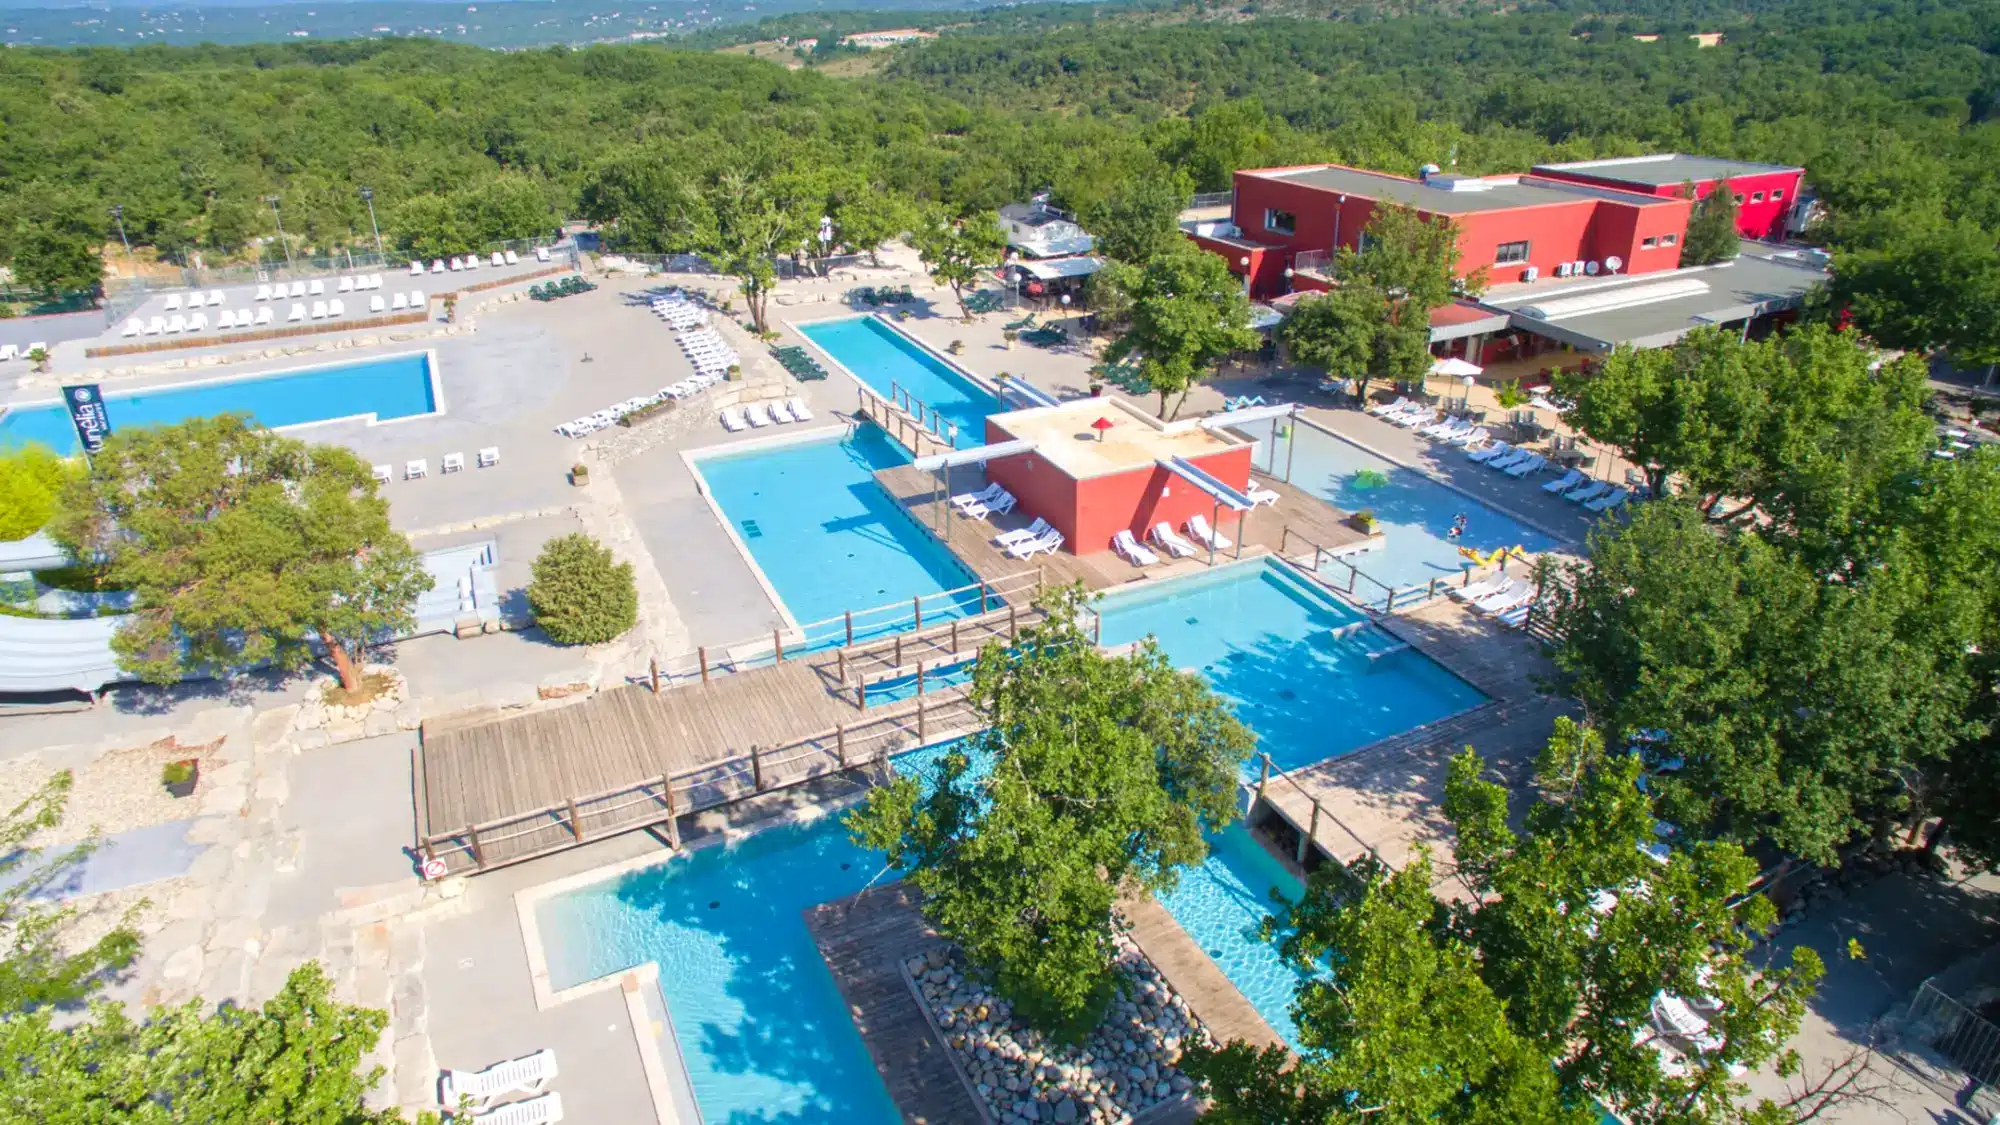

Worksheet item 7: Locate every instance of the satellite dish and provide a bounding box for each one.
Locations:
[1604,255,1623,272]
[1584,260,1601,276]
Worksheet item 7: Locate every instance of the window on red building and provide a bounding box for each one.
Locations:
[1494,240,1530,265]
[1662,233,1679,246]
[1771,189,1785,201]
[1751,191,1765,203]
[1642,236,1659,249]
[1264,209,1296,235]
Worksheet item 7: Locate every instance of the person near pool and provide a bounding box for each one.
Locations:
[1447,512,1469,540]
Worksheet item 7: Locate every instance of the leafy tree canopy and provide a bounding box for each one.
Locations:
[846,585,1254,1036]
[50,416,432,692]
[1101,244,1259,418]
[1679,182,1740,266]
[0,443,76,541]
[910,205,1009,321]
[1079,172,1193,266]
[527,533,638,646]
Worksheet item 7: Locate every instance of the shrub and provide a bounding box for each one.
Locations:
[527,533,638,645]
[0,443,76,540]
[1494,378,1528,409]
[161,760,194,786]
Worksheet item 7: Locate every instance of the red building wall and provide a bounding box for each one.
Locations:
[982,448,1082,552]
[978,424,1254,556]
[1535,167,1802,241]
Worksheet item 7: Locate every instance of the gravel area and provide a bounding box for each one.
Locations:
[0,734,227,846]
[57,875,189,957]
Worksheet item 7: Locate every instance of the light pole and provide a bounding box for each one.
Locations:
[360,186,384,260]
[263,195,293,269]
[108,204,131,258]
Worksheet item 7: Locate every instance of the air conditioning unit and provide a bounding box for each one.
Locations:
[1521,266,1539,282]
[1555,262,1573,278]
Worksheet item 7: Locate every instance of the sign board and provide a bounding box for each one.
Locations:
[62,384,113,455]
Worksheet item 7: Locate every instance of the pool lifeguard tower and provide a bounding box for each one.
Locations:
[977,396,1259,557]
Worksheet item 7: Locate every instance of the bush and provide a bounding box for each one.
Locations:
[0,443,76,540]
[527,533,637,645]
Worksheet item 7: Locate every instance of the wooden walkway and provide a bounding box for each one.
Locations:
[1123,895,1284,1054]
[874,462,1374,595]
[834,602,1042,686]
[805,884,986,1125]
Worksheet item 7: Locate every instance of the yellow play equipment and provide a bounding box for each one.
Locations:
[1457,544,1530,566]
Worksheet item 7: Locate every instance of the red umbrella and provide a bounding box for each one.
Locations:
[1091,416,1114,442]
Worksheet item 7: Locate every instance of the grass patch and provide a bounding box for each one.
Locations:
[322,671,396,709]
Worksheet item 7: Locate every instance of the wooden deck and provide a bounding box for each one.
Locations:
[806,884,986,1125]
[1123,895,1284,1055]
[873,461,1376,596]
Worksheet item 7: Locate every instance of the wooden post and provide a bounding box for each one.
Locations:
[836,724,848,769]
[1258,753,1271,801]
[567,797,584,841]
[1307,800,1321,860]
[858,677,867,708]
[773,629,784,663]
[846,610,854,645]
[979,583,989,614]
[751,745,764,791]
[649,657,660,694]
[894,633,903,667]
[465,825,485,869]
[917,673,928,743]
[1009,603,1018,637]
[1346,567,1357,594]
[951,619,960,654]
[1385,588,1397,613]
[699,646,709,684]
[838,647,847,682]
[1428,577,1438,601]
[913,595,922,631]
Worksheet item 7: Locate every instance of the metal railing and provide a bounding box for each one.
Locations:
[1291,249,1332,276]
[1251,750,1386,870]
[1904,981,2000,1087]
[1189,191,1233,209]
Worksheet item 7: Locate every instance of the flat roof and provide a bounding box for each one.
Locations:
[1534,154,1803,188]
[1476,241,1827,351]
[989,397,1243,480]
[1246,165,1678,215]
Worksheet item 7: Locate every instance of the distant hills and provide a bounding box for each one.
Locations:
[0,0,995,49]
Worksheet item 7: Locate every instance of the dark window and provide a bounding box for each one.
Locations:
[1662,233,1679,246]
[1642,236,1659,249]
[1750,191,1765,203]
[1771,188,1785,201]
[1264,209,1296,235]
[1494,240,1531,265]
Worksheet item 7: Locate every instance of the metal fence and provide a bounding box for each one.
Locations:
[1905,980,2000,1087]
[1189,191,1234,209]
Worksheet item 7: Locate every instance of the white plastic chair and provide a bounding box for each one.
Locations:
[504,250,519,265]
[255,308,274,326]
[449,257,463,272]
[391,293,409,311]
[490,251,505,267]
[328,299,345,317]
[337,276,354,293]
[405,459,427,480]
[255,284,273,301]
[164,294,182,312]
[442,452,465,473]
[477,447,499,468]
[187,312,208,331]
[410,289,426,308]
[430,259,446,274]
[370,295,387,314]
[372,464,393,484]
[121,319,142,338]
[310,301,328,320]
[1186,514,1232,550]
[410,261,425,276]
[289,281,307,299]
[206,290,224,306]
[166,314,187,334]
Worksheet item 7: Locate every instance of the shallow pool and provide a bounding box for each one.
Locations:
[0,352,438,454]
[799,316,1001,449]
[694,424,987,635]
[1094,559,1487,772]
[1239,418,1558,600]
[1156,823,1310,1049]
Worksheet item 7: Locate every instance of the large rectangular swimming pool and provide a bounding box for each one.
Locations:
[0,352,439,454]
[798,316,1002,450]
[692,424,988,637]
[1094,559,1487,773]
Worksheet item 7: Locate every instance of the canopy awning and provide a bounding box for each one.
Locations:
[996,376,1061,409]
[1200,402,1299,432]
[1429,357,1484,378]
[1015,256,1106,281]
[910,439,1038,473]
[1162,456,1255,512]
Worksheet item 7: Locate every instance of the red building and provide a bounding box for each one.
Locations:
[981,398,1254,557]
[1186,163,1691,300]
[1532,155,1805,242]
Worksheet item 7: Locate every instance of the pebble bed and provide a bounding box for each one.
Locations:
[909,938,1209,1125]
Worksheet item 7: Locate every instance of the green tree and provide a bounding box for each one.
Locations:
[0,772,140,1013]
[1281,283,1392,402]
[831,190,911,267]
[1540,502,1978,863]
[846,585,1253,1035]
[1680,182,1740,266]
[1283,205,1471,399]
[1827,212,2000,368]
[1101,244,1259,418]
[910,206,1007,321]
[1079,173,1191,266]
[526,533,638,646]
[11,204,105,298]
[0,961,445,1123]
[389,194,470,261]
[698,171,813,335]
[51,416,433,693]
[0,444,76,541]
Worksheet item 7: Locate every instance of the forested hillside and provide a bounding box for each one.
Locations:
[1,0,1996,357]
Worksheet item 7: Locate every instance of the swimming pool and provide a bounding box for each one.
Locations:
[1236,417,1558,597]
[692,425,988,636]
[0,352,440,454]
[1094,559,1487,773]
[1157,824,1310,1049]
[798,316,1002,449]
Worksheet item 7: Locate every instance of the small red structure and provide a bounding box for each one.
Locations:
[981,398,1254,557]
[1532,155,1804,242]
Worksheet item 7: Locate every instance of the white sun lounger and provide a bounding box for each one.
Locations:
[995,517,1056,548]
[965,490,1017,519]
[1451,427,1491,448]
[410,261,426,276]
[164,294,182,311]
[1152,522,1198,558]
[167,314,187,334]
[470,1092,563,1125]
[442,452,465,473]
[1467,441,1513,463]
[338,276,354,293]
[785,397,813,421]
[464,254,479,270]
[187,312,208,331]
[439,1049,559,1108]
[768,399,796,424]
[1586,488,1630,513]
[1246,483,1280,507]
[289,281,307,298]
[1186,514,1232,550]
[505,250,520,265]
[1565,481,1610,505]
[121,318,142,337]
[310,301,328,320]
[1367,396,1412,417]
[448,257,463,272]
[1006,529,1064,559]
[371,465,393,484]
[478,446,499,468]
[535,247,551,262]
[1474,585,1535,614]
[1449,577,1511,603]
[254,308,273,326]
[204,290,222,307]
[720,407,747,432]
[370,295,387,314]
[1394,409,1438,429]
[308,279,325,296]
[1542,468,1587,494]
[491,251,506,267]
[1485,448,1532,472]
[0,344,16,360]
[1504,453,1547,478]
[255,284,273,301]
[23,341,44,356]
[744,402,771,428]
[410,289,425,308]
[220,310,241,329]
[405,459,427,480]
[1113,528,1159,567]
[951,483,1004,512]
[391,293,409,311]
[431,259,446,274]
[329,299,345,317]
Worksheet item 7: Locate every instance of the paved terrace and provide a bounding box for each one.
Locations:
[1256,595,1571,898]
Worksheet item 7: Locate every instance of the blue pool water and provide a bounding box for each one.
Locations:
[1239,418,1558,595]
[0,353,438,454]
[799,316,1001,449]
[1094,559,1486,772]
[1157,824,1310,1049]
[695,425,986,634]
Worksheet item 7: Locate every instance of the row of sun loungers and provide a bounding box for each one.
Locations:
[439,1047,562,1123]
[949,482,1018,520]
[250,276,387,303]
[651,292,708,330]
[719,397,814,431]
[409,250,531,276]
[372,448,499,483]
[1448,575,1537,627]
[1370,395,1638,517]
[162,290,227,311]
[0,342,47,361]
[122,292,426,337]
[1539,468,1632,512]
[679,327,739,376]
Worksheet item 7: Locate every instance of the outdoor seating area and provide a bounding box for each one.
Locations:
[963,290,1007,314]
[1365,393,1638,518]
[718,396,814,432]
[373,447,499,484]
[648,290,706,327]
[771,344,829,381]
[531,276,596,302]
[850,284,915,306]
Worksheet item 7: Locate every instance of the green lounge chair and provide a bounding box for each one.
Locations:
[1004,313,1038,331]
